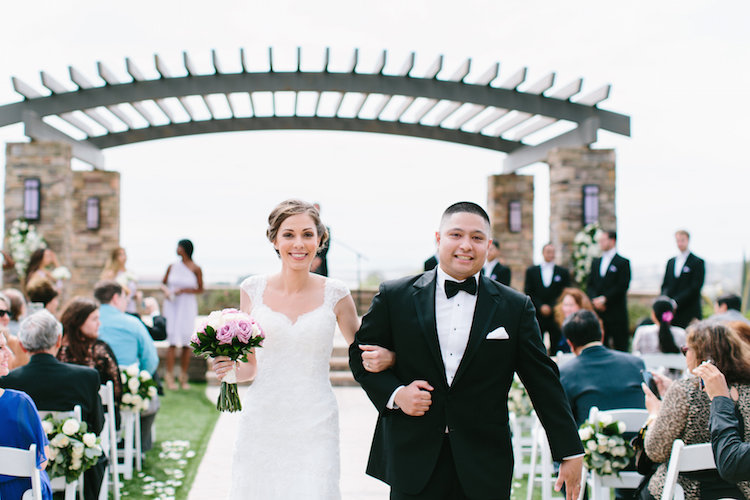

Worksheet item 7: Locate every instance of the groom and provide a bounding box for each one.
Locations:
[350,202,583,500]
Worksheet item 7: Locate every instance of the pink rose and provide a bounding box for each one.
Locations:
[235,320,254,343]
[197,320,208,333]
[190,333,201,345]
[216,324,234,344]
[222,308,240,315]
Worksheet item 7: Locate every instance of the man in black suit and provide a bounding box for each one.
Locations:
[483,240,511,286]
[350,202,583,500]
[524,243,571,355]
[0,310,105,500]
[423,254,438,272]
[311,203,330,276]
[587,230,631,352]
[660,230,705,328]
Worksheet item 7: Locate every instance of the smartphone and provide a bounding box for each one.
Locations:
[641,370,660,399]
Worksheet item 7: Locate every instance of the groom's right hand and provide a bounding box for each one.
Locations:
[394,380,433,416]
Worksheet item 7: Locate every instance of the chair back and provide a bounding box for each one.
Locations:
[37,405,83,500]
[588,406,650,432]
[0,444,43,500]
[98,380,120,500]
[37,404,82,423]
[638,353,686,372]
[661,439,715,500]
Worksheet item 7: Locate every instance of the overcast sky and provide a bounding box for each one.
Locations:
[1,0,748,289]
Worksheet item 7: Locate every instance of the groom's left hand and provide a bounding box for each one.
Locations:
[555,455,583,500]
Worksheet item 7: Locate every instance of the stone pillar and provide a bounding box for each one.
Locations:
[547,147,616,269]
[487,173,534,290]
[70,170,120,299]
[4,142,74,290]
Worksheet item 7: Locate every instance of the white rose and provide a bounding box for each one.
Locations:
[132,395,143,406]
[48,447,59,460]
[206,311,224,330]
[42,420,55,435]
[578,427,593,440]
[121,372,128,383]
[126,365,139,377]
[128,377,140,392]
[586,440,597,451]
[142,400,151,412]
[602,461,612,474]
[52,434,69,448]
[122,393,134,404]
[62,419,80,436]
[597,444,608,454]
[70,458,82,470]
[72,443,84,458]
[599,414,613,426]
[612,445,626,457]
[140,370,152,382]
[617,421,626,434]
[597,435,609,445]
[148,386,158,398]
[82,433,97,448]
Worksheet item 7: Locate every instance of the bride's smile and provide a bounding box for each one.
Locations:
[273,213,320,268]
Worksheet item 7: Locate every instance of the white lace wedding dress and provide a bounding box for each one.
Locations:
[229,275,348,499]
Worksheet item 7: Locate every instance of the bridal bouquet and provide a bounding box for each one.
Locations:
[51,266,72,281]
[579,413,634,476]
[42,415,103,483]
[120,364,158,412]
[191,309,265,412]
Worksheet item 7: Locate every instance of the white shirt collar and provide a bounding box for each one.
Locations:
[677,249,690,259]
[601,248,617,260]
[437,266,481,294]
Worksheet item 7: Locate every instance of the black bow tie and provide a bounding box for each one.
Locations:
[444,277,477,298]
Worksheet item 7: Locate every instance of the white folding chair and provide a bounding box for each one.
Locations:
[98,381,120,500]
[660,439,716,500]
[526,412,559,500]
[584,407,649,500]
[38,405,84,500]
[510,412,536,479]
[0,444,43,500]
[554,352,577,367]
[638,353,686,373]
[117,409,142,480]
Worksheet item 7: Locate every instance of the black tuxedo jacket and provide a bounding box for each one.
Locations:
[487,261,511,286]
[0,353,104,434]
[349,269,582,497]
[587,254,631,324]
[423,255,438,272]
[524,264,571,316]
[661,253,705,326]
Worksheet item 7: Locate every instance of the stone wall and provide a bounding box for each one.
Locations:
[547,147,616,270]
[487,173,534,289]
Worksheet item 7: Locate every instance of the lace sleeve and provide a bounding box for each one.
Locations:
[93,340,124,404]
[325,278,351,307]
[240,275,265,306]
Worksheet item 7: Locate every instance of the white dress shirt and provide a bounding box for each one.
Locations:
[540,261,555,288]
[599,248,617,277]
[674,250,690,278]
[483,259,498,277]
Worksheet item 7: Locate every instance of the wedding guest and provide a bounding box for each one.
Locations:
[140,297,167,342]
[25,277,60,316]
[310,203,330,276]
[24,248,60,289]
[0,292,29,369]
[0,331,53,500]
[709,294,750,325]
[553,288,597,353]
[632,296,686,354]
[728,320,750,345]
[162,239,203,390]
[483,240,511,286]
[100,247,140,314]
[587,230,631,351]
[642,321,750,499]
[3,287,28,335]
[660,230,705,328]
[0,310,105,500]
[525,243,571,355]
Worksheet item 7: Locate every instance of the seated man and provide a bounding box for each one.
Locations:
[0,310,105,500]
[94,280,159,450]
[709,294,750,325]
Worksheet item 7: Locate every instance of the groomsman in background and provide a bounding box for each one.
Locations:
[661,230,705,327]
[525,243,571,355]
[587,230,631,351]
[483,240,511,286]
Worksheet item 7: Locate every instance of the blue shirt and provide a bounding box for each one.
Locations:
[98,304,158,374]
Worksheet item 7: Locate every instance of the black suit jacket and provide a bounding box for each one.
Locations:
[661,253,705,326]
[423,255,438,272]
[349,269,582,497]
[0,353,104,434]
[587,254,631,325]
[488,261,511,286]
[524,264,571,318]
[559,345,646,426]
[709,396,750,482]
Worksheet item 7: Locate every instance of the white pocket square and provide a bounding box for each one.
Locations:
[486,327,509,340]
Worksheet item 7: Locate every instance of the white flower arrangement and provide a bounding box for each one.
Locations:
[120,364,158,412]
[579,413,634,476]
[507,375,533,417]
[51,266,72,281]
[42,414,103,483]
[7,219,46,278]
[571,222,602,289]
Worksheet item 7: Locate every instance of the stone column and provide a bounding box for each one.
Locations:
[71,170,120,299]
[547,147,616,269]
[487,173,534,290]
[4,142,74,290]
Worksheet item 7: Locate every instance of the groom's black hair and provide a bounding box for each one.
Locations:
[441,201,490,228]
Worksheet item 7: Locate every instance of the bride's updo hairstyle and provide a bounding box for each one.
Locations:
[266,199,329,253]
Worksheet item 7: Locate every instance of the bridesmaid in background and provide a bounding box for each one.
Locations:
[162,239,203,390]
[101,247,140,314]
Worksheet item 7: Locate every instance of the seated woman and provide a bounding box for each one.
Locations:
[553,287,597,353]
[57,297,123,414]
[642,321,750,499]
[632,296,686,355]
[0,329,53,499]
[26,278,60,316]
[2,288,27,335]
[0,291,29,369]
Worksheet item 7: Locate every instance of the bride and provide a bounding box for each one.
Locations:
[213,199,394,499]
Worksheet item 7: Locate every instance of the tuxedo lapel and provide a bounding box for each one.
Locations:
[412,270,448,387]
[451,276,501,387]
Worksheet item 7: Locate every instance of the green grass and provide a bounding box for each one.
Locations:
[120,383,219,500]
